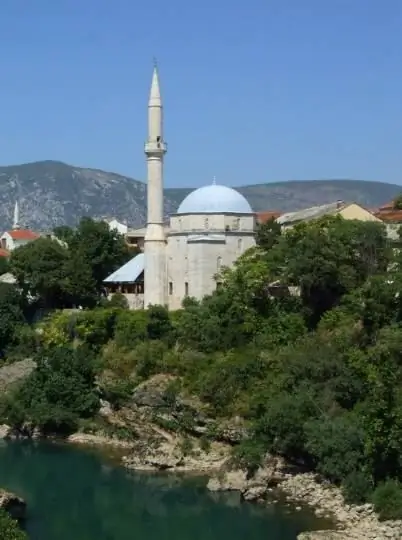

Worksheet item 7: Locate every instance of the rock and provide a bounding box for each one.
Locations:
[99,399,113,418]
[243,485,267,501]
[0,424,11,439]
[207,470,248,492]
[131,374,176,408]
[0,359,36,393]
[0,489,26,520]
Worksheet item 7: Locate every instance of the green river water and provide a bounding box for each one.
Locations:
[0,440,329,540]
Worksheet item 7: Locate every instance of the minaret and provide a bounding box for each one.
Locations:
[12,201,20,229]
[143,63,168,307]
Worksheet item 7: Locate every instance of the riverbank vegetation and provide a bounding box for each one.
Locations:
[2,216,402,521]
[0,509,27,540]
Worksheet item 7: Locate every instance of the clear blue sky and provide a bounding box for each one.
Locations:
[1,0,402,188]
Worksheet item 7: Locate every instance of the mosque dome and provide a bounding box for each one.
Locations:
[176,184,253,214]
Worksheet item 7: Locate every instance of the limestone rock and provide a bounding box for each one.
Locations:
[99,399,113,418]
[0,424,11,439]
[131,374,176,408]
[0,489,26,520]
[0,359,36,393]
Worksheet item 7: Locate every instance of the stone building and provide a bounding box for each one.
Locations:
[104,65,255,309]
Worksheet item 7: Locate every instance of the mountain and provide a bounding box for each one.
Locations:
[0,160,400,231]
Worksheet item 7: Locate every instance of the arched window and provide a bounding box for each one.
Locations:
[217,256,222,271]
[185,256,188,274]
[178,219,182,230]
[204,217,209,229]
[237,238,243,251]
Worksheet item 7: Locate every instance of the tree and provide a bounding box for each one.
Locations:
[0,283,25,356]
[68,217,131,292]
[393,194,402,210]
[0,509,27,540]
[0,256,9,276]
[6,345,100,433]
[273,216,391,325]
[9,237,96,309]
[255,217,281,251]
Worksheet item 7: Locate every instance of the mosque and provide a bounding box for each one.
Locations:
[104,66,256,310]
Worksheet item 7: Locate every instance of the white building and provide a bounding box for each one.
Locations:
[104,65,255,310]
[0,202,39,253]
[105,218,128,236]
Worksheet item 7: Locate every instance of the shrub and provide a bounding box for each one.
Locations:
[304,412,366,484]
[0,509,27,540]
[107,293,129,309]
[372,479,402,520]
[342,470,373,504]
[102,378,135,410]
[4,345,99,434]
[180,436,194,456]
[231,439,265,474]
[114,310,148,349]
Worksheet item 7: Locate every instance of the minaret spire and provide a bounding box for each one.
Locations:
[13,201,20,230]
[143,62,168,308]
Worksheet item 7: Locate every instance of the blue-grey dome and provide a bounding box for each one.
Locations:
[177,184,253,214]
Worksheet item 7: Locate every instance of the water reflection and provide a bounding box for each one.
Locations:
[0,441,325,540]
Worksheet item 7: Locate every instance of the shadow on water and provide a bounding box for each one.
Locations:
[0,440,330,540]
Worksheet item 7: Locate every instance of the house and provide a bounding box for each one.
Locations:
[105,218,128,236]
[373,202,402,242]
[0,228,40,252]
[276,201,381,230]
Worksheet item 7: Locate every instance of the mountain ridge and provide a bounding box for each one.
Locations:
[0,160,400,231]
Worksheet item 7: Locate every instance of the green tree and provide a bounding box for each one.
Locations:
[9,238,96,309]
[68,217,131,292]
[274,216,391,325]
[0,256,9,276]
[393,194,402,210]
[0,283,25,356]
[0,509,27,540]
[255,217,281,251]
[4,345,99,433]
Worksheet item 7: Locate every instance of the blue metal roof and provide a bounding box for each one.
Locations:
[104,253,144,283]
[177,184,253,214]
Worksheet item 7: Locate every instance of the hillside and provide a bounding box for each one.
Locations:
[0,160,400,230]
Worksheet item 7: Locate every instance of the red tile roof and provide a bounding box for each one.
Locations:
[256,211,282,224]
[0,248,10,257]
[7,229,39,240]
[374,210,402,223]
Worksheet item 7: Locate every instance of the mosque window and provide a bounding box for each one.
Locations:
[238,238,243,251]
[169,282,173,295]
[185,256,188,274]
[205,217,209,229]
[217,256,222,271]
[185,282,189,296]
[178,219,182,230]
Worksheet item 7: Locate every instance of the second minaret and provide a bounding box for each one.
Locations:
[144,64,167,307]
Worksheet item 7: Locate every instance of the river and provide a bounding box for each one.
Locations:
[0,440,329,539]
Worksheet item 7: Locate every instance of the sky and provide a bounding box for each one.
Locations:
[1,0,402,188]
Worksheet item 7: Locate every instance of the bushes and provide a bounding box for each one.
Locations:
[372,480,402,520]
[0,509,27,540]
[342,470,373,504]
[114,310,148,349]
[2,345,99,434]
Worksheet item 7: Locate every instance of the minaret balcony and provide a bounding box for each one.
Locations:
[144,140,167,154]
